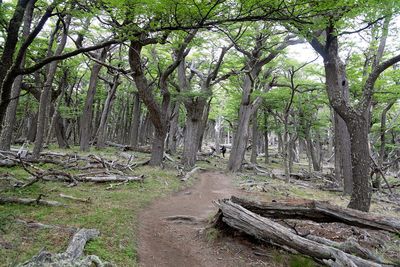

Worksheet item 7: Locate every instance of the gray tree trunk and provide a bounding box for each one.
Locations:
[79,48,108,151]
[32,16,70,157]
[250,110,258,164]
[264,111,269,164]
[166,101,179,154]
[95,75,120,148]
[129,92,141,148]
[334,112,353,194]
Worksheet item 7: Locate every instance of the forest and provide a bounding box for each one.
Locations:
[0,0,400,266]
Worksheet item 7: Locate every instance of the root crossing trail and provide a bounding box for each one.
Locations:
[137,171,266,267]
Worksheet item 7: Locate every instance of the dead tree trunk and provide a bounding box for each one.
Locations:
[216,199,384,267]
[230,196,400,234]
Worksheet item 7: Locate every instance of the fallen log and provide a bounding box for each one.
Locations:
[18,228,111,267]
[304,235,382,263]
[215,199,385,267]
[0,196,65,206]
[59,194,91,203]
[78,175,144,183]
[231,196,400,234]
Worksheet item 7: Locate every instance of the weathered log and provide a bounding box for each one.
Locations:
[215,199,385,267]
[230,196,400,234]
[304,235,382,263]
[0,196,65,206]
[66,229,99,260]
[78,175,144,183]
[181,167,202,181]
[18,228,111,267]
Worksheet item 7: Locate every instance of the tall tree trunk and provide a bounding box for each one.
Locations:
[264,110,269,164]
[347,117,371,212]
[250,110,258,164]
[305,129,321,171]
[334,112,353,194]
[215,116,222,155]
[32,16,70,157]
[129,92,141,148]
[95,75,120,148]
[79,48,108,151]
[0,0,34,150]
[375,101,395,189]
[0,0,30,129]
[228,103,255,172]
[166,100,179,154]
[182,100,205,169]
[196,99,211,152]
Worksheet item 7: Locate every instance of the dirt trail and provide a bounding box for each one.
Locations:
[137,171,267,267]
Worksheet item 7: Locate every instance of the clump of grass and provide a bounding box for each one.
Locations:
[289,255,316,267]
[205,227,221,242]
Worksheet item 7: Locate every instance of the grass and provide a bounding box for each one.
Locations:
[0,147,185,267]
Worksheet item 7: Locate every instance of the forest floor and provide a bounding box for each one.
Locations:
[0,146,400,266]
[137,171,281,267]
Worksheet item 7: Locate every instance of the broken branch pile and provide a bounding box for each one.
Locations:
[0,150,145,188]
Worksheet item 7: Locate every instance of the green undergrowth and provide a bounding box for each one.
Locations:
[0,148,185,266]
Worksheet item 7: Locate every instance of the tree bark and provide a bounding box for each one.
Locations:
[250,110,258,164]
[95,75,120,148]
[79,48,108,151]
[264,110,269,164]
[129,92,141,148]
[166,100,179,154]
[32,16,70,157]
[347,118,372,211]
[375,101,395,189]
[182,100,205,169]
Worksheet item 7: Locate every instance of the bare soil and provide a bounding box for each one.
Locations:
[137,171,274,267]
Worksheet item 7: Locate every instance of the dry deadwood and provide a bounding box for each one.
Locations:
[59,194,91,203]
[78,175,144,183]
[181,167,202,181]
[105,181,129,190]
[230,196,400,234]
[18,228,113,267]
[163,152,175,162]
[0,196,65,206]
[304,235,383,263]
[214,199,387,267]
